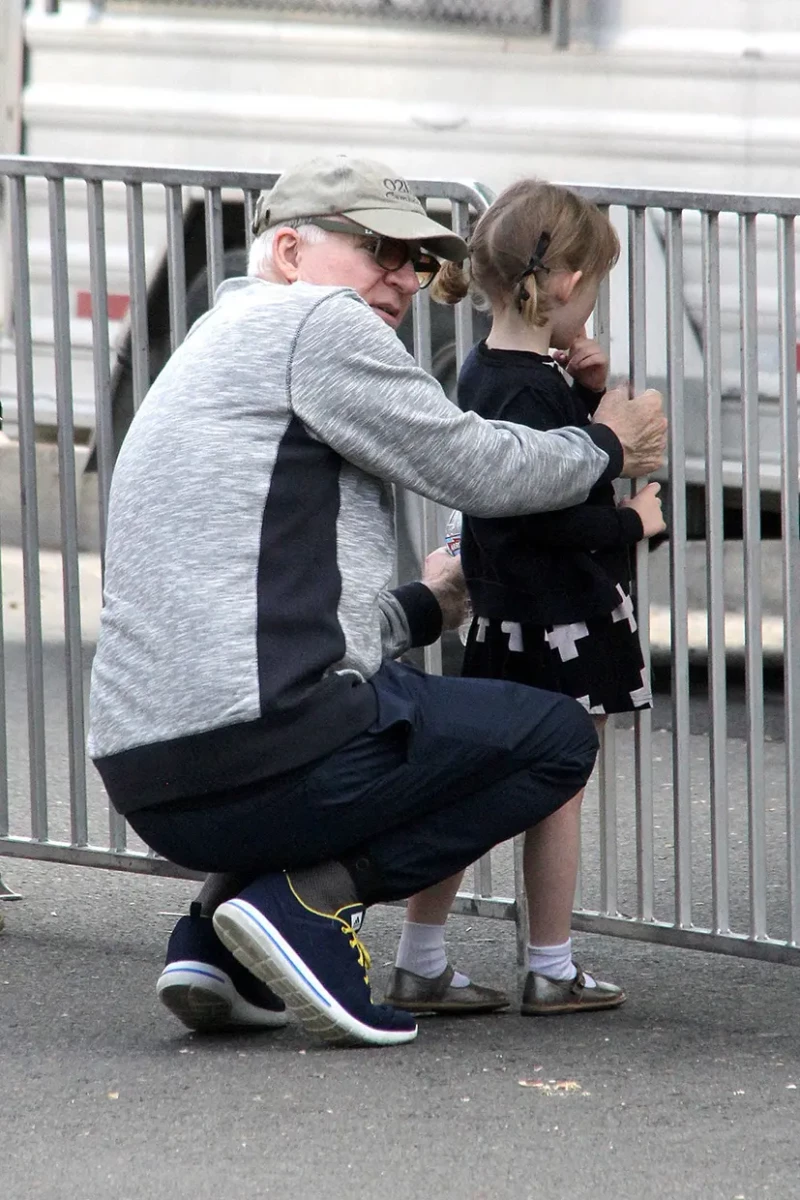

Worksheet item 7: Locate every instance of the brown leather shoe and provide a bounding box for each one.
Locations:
[521,962,625,1015]
[385,964,510,1015]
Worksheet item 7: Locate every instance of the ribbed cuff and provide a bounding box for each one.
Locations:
[587,423,624,484]
[391,581,443,648]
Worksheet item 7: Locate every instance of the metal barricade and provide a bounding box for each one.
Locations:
[567,184,800,965]
[1,158,799,968]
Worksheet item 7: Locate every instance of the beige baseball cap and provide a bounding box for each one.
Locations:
[252,155,468,262]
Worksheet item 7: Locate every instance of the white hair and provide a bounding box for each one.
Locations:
[247,220,335,280]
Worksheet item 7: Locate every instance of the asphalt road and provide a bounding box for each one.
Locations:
[3,856,800,1200]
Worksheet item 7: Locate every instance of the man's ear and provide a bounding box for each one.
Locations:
[271,228,303,283]
[552,269,583,303]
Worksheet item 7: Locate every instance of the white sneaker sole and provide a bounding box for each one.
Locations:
[156,960,289,1031]
[213,898,418,1048]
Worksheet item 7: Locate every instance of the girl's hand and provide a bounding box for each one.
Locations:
[619,481,667,539]
[553,327,609,393]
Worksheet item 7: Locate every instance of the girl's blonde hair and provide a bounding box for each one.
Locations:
[432,179,620,327]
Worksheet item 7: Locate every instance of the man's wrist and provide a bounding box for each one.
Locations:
[587,423,624,483]
[391,581,443,648]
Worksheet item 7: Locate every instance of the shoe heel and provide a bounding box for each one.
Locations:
[157,964,234,1032]
[159,983,233,1031]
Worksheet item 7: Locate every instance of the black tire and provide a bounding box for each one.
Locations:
[96,249,251,468]
[183,248,249,331]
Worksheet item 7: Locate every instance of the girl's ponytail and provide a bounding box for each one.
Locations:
[516,272,543,325]
[431,259,471,306]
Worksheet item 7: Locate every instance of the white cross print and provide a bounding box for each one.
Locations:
[629,667,652,708]
[545,621,590,662]
[475,617,490,643]
[501,621,524,652]
[576,695,607,715]
[611,585,638,633]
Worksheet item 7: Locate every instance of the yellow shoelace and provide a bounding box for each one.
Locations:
[284,874,373,989]
[341,919,372,986]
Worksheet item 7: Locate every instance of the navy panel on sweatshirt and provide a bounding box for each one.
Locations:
[256,415,348,712]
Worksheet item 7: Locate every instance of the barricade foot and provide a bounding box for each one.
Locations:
[0,870,22,900]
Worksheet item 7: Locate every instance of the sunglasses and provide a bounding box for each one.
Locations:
[308,219,441,289]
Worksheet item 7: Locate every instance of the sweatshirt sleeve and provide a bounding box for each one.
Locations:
[287,292,617,519]
[378,583,443,659]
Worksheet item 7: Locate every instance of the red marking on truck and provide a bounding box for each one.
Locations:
[76,291,130,321]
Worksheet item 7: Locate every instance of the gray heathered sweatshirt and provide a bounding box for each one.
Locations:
[88,278,621,814]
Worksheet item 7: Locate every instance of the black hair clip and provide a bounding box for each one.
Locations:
[516,231,552,311]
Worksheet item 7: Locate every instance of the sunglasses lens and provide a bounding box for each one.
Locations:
[373,239,409,272]
[414,254,439,289]
[368,238,440,287]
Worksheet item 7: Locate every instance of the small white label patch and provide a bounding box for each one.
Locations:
[350,910,363,932]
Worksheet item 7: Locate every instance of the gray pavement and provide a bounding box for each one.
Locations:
[3,856,800,1200]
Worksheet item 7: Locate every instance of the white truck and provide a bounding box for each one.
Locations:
[1,0,799,534]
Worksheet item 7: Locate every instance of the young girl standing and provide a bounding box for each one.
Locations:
[393,179,664,1015]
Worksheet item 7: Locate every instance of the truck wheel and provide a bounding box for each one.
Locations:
[97,249,251,466]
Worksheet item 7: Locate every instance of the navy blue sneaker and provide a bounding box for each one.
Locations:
[157,902,289,1033]
[213,873,418,1047]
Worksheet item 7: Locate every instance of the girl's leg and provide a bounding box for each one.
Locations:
[524,788,584,947]
[525,715,605,946]
[404,872,465,924]
[393,872,478,991]
[521,716,624,1010]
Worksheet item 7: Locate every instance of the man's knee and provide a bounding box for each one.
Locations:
[518,692,598,786]
[558,696,599,781]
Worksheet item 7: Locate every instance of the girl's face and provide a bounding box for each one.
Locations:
[549,273,601,350]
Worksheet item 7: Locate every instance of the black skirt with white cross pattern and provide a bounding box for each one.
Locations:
[460,585,652,716]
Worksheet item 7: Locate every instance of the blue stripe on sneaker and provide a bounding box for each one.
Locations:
[162,964,227,985]
[228,898,332,1008]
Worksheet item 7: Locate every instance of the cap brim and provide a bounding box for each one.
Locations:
[343,207,468,262]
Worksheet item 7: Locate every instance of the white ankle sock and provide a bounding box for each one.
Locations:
[527,938,596,988]
[395,921,470,987]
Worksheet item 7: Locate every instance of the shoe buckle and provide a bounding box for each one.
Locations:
[571,966,586,993]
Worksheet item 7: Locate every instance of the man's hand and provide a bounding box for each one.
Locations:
[553,327,608,393]
[422,546,470,632]
[619,481,666,539]
[593,385,667,478]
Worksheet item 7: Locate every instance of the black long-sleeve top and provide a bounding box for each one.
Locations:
[458,341,644,626]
